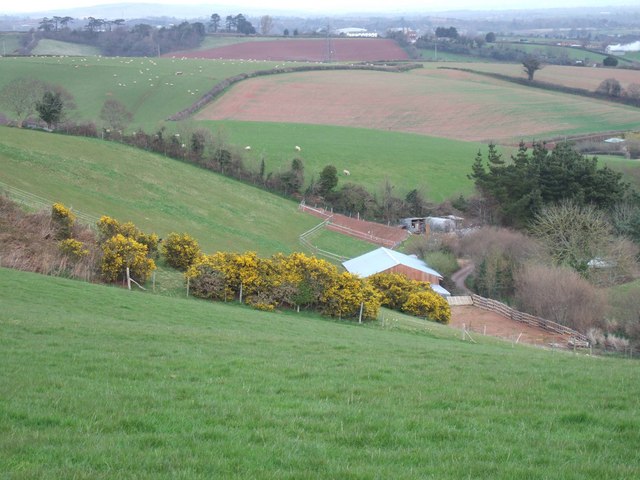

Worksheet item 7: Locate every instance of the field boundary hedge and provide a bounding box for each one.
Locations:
[168,62,423,121]
[439,66,640,109]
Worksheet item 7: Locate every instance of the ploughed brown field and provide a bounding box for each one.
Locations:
[173,38,409,62]
[195,69,640,142]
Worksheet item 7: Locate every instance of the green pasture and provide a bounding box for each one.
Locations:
[193,34,288,52]
[0,56,298,130]
[1,267,639,479]
[498,41,610,63]
[0,32,22,55]
[31,39,101,56]
[198,120,479,202]
[0,126,370,258]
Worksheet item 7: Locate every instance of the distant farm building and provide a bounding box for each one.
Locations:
[335,27,378,38]
[342,247,450,296]
[400,216,462,234]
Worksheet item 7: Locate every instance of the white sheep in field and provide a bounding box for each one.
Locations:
[245,146,251,151]
[294,145,301,152]
[343,169,351,176]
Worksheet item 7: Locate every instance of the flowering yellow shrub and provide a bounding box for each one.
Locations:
[369,273,416,310]
[100,233,156,283]
[402,290,451,324]
[161,232,201,270]
[51,203,76,239]
[97,216,159,257]
[322,272,382,320]
[58,238,88,259]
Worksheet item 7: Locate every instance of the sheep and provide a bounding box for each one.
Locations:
[294,145,301,152]
[343,169,351,176]
[245,146,251,151]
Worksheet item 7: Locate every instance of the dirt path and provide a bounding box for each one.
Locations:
[451,260,474,294]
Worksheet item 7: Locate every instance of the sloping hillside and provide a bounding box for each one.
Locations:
[0,127,369,257]
[1,268,639,478]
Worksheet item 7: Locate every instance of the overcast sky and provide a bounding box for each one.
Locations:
[2,1,636,15]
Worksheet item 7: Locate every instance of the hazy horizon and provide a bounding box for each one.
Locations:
[2,0,637,15]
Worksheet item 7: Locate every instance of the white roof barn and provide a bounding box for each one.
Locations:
[342,247,450,296]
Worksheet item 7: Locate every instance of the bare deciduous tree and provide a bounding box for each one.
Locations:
[0,78,46,126]
[260,15,273,35]
[515,263,606,332]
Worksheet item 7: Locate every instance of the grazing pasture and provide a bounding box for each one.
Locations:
[0,127,371,258]
[175,38,410,62]
[31,39,101,56]
[1,268,639,479]
[442,62,640,92]
[0,55,297,130]
[196,68,640,142]
[199,120,479,201]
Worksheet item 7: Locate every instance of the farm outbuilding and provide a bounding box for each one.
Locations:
[342,247,450,296]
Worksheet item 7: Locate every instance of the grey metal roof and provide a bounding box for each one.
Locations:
[342,247,443,279]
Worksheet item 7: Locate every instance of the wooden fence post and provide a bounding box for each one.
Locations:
[126,267,131,290]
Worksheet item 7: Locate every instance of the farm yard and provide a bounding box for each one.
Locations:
[172,37,410,62]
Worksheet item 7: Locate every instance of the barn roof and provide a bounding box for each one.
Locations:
[342,247,443,280]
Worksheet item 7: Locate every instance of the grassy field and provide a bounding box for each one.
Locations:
[0,126,371,258]
[0,56,297,130]
[439,62,640,93]
[0,32,22,55]
[1,267,639,479]
[498,41,611,63]
[198,120,479,201]
[31,39,101,56]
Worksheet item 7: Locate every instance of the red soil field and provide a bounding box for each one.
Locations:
[451,306,571,347]
[175,38,409,62]
[195,67,640,141]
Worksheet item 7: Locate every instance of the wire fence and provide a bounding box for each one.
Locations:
[0,180,99,228]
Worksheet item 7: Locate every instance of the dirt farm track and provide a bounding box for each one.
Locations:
[173,38,410,62]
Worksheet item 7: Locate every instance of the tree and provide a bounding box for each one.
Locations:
[603,55,618,67]
[283,28,289,36]
[522,55,542,81]
[530,201,613,275]
[596,78,622,97]
[260,15,273,35]
[35,90,64,129]
[624,83,640,100]
[209,13,220,32]
[0,78,45,126]
[235,14,256,35]
[38,17,54,32]
[99,98,133,131]
[485,32,496,43]
[318,165,338,196]
[435,26,458,39]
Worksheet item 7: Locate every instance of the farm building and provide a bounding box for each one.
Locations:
[400,216,462,234]
[342,247,450,296]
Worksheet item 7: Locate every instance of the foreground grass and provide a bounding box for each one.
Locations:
[0,127,369,257]
[1,268,639,479]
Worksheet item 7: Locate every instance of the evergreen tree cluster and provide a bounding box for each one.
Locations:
[469,141,629,228]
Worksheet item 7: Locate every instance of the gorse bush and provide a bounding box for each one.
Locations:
[100,233,155,283]
[186,251,382,320]
[403,290,451,324]
[369,272,451,323]
[51,202,76,240]
[161,232,201,271]
[97,215,159,257]
[58,238,88,260]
